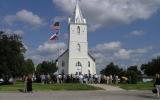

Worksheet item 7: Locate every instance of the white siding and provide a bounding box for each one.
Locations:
[57,51,69,74]
[57,3,96,75]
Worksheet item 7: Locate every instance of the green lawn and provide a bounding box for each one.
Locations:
[0,82,101,92]
[118,82,154,90]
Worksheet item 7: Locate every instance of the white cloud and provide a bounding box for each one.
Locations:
[25,40,153,72]
[13,30,24,35]
[4,9,44,27]
[53,0,160,31]
[23,43,28,50]
[90,41,153,72]
[4,15,16,25]
[152,52,160,58]
[114,49,132,60]
[37,42,66,56]
[114,46,153,60]
[130,30,145,36]
[53,16,67,22]
[25,41,67,65]
[133,46,153,54]
[2,28,24,35]
[93,41,121,51]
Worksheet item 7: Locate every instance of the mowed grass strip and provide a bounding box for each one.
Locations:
[118,82,154,90]
[0,82,101,92]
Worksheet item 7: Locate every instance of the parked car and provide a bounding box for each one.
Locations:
[0,78,4,84]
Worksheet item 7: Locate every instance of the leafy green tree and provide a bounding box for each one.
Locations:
[36,61,57,75]
[23,59,35,75]
[0,31,26,82]
[126,65,141,84]
[100,62,123,76]
[141,56,160,76]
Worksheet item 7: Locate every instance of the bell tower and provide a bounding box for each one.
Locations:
[56,2,96,75]
[68,2,88,75]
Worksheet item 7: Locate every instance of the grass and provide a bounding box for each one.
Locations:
[0,81,101,92]
[118,82,154,90]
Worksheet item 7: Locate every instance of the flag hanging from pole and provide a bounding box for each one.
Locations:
[49,22,60,40]
[49,33,58,40]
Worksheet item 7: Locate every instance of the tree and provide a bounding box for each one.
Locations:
[23,59,35,75]
[141,56,160,76]
[0,31,26,83]
[100,62,123,76]
[126,65,141,84]
[36,61,57,75]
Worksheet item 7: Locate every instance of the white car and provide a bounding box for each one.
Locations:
[0,78,4,83]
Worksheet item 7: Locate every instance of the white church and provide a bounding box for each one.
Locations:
[56,3,96,75]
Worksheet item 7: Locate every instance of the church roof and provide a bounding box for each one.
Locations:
[88,53,96,62]
[70,2,86,24]
[55,49,68,62]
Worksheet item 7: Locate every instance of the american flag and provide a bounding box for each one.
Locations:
[53,22,60,30]
[49,22,60,40]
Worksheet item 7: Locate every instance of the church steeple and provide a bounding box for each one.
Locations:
[56,0,96,76]
[69,2,86,24]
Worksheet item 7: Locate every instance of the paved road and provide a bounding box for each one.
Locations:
[0,90,157,100]
[89,84,124,91]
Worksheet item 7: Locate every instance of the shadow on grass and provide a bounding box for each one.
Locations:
[18,89,25,93]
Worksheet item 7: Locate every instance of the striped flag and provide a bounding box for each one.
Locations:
[49,33,57,40]
[53,22,60,30]
[49,22,60,40]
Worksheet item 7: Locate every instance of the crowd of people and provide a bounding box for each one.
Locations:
[23,74,120,93]
[35,74,119,85]
[23,73,160,98]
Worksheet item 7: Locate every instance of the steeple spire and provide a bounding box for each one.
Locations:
[69,1,86,24]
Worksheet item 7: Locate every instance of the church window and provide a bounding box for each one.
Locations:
[77,43,81,52]
[62,61,65,67]
[77,26,80,34]
[76,61,82,66]
[88,61,90,67]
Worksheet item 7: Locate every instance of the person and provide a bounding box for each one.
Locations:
[115,75,119,84]
[24,76,28,92]
[109,75,113,84]
[27,75,32,93]
[113,74,116,84]
[94,74,98,84]
[155,74,160,97]
[106,76,109,85]
[98,74,101,84]
[79,74,83,84]
[40,74,45,84]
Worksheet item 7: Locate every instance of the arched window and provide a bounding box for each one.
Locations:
[77,43,81,52]
[88,61,90,67]
[76,61,82,66]
[77,26,80,34]
[76,61,82,75]
[62,61,65,67]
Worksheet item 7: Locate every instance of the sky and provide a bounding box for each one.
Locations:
[0,0,160,73]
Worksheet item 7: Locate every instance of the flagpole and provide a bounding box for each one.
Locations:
[58,25,60,58]
[57,22,61,75]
